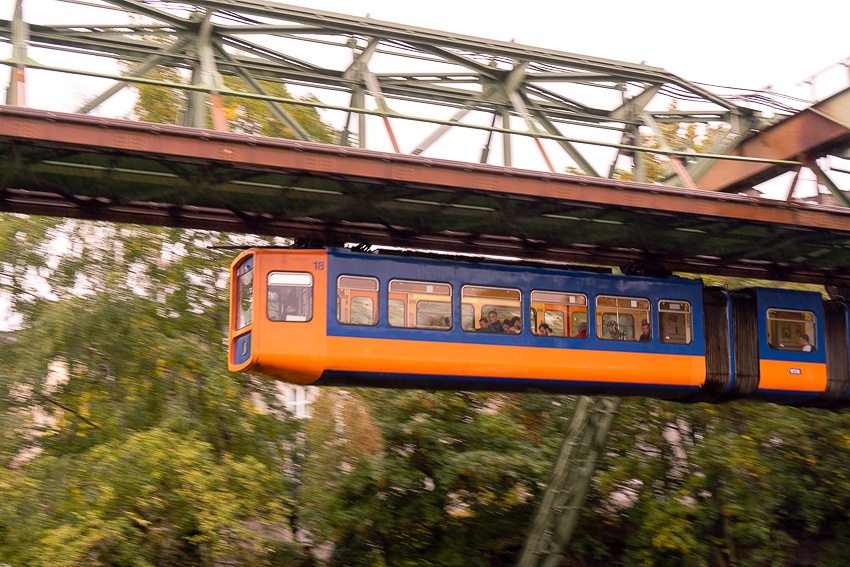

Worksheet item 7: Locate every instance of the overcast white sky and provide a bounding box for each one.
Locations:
[303,0,850,100]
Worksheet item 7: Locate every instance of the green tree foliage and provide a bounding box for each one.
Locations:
[572,398,850,567]
[301,390,577,567]
[128,67,337,143]
[566,102,727,184]
[0,217,304,565]
[615,116,727,184]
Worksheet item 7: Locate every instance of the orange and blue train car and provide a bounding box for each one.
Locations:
[228,247,850,407]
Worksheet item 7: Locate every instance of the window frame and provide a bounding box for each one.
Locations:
[530,290,587,338]
[235,264,253,330]
[766,307,816,352]
[658,299,693,345]
[461,284,523,334]
[388,278,453,331]
[267,271,313,323]
[595,294,650,342]
[336,275,379,327]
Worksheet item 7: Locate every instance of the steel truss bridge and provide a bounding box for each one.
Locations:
[2,0,850,285]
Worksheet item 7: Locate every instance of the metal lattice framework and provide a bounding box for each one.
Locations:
[2,0,827,190]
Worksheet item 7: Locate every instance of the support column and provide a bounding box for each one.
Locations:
[184,10,226,130]
[342,39,379,150]
[501,108,512,167]
[6,0,27,106]
[515,396,621,567]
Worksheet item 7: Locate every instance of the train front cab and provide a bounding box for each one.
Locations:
[228,249,329,384]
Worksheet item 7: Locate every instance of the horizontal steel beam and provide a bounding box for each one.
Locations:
[1,106,849,285]
[697,87,850,191]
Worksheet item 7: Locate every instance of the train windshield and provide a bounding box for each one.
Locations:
[268,272,313,322]
[235,262,253,330]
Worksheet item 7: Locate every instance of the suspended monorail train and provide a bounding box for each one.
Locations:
[228,247,850,407]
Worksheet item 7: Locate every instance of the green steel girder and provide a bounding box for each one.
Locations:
[0,0,821,187]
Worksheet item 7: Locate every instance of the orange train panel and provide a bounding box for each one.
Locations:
[758,359,828,393]
[264,336,707,388]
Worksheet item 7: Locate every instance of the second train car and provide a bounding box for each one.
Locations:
[228,247,850,407]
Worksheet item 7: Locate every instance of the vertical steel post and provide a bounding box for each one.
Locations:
[516,396,621,567]
[353,88,366,149]
[632,124,645,183]
[6,0,27,106]
[501,108,512,167]
[196,11,226,131]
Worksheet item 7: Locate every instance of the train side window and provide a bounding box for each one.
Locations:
[767,309,816,352]
[572,311,588,338]
[267,272,313,322]
[388,298,406,327]
[462,304,475,331]
[659,300,692,344]
[337,275,378,326]
[596,295,649,341]
[545,310,565,336]
[417,301,452,329]
[235,262,253,330]
[388,279,452,330]
[462,285,522,334]
[530,290,587,338]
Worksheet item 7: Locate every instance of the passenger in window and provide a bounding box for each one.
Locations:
[488,310,499,325]
[575,322,587,338]
[282,290,300,321]
[501,319,512,334]
[538,323,553,336]
[509,316,522,334]
[484,310,503,333]
[798,334,813,352]
[477,317,490,332]
[606,320,624,340]
[639,320,651,342]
